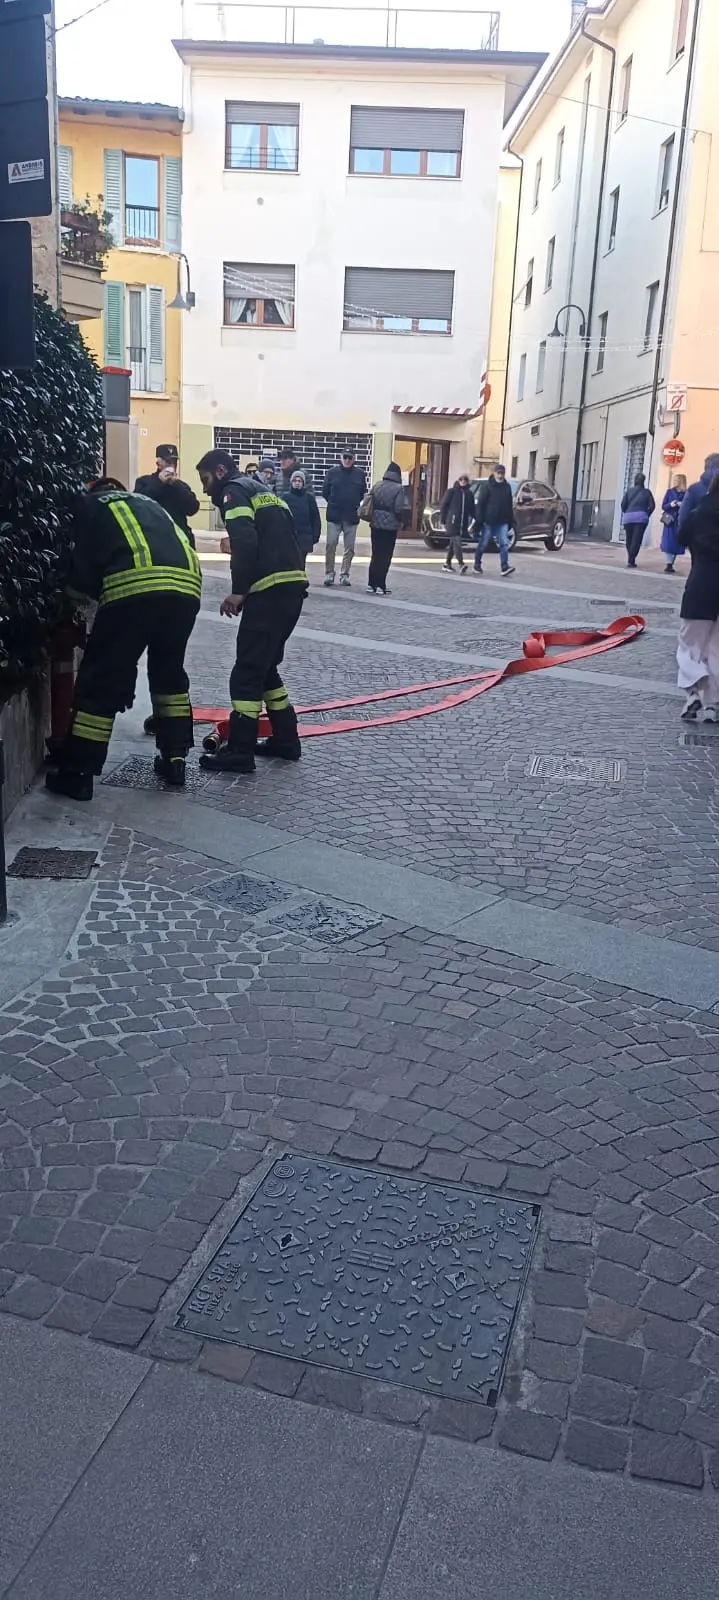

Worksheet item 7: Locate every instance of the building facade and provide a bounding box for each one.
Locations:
[175,18,543,525]
[502,0,719,540]
[58,99,183,480]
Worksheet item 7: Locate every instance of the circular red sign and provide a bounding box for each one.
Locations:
[663,439,686,466]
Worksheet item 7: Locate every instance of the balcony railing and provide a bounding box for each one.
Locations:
[125,205,160,244]
[60,209,106,270]
[128,345,148,391]
[184,1,500,51]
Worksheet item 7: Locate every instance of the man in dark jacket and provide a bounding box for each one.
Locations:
[678,453,719,533]
[277,446,312,495]
[367,462,406,595]
[440,474,474,574]
[474,465,516,576]
[134,445,200,548]
[676,476,719,721]
[280,469,321,568]
[322,447,366,587]
[196,449,307,772]
[621,473,655,567]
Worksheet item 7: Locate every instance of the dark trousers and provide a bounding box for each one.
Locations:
[445,532,466,567]
[229,584,306,752]
[368,528,396,591]
[61,594,199,775]
[624,523,647,564]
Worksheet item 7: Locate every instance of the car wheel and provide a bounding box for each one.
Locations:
[507,525,518,552]
[545,518,567,551]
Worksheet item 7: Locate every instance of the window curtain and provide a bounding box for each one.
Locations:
[267,124,296,169]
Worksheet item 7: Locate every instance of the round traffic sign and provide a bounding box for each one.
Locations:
[663,438,686,466]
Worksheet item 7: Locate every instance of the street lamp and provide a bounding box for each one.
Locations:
[168,252,195,311]
[548,302,587,341]
[546,303,590,535]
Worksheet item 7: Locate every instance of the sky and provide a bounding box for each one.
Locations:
[55,0,572,104]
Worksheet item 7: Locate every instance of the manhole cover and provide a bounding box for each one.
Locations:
[265,899,381,944]
[527,754,625,784]
[679,730,719,748]
[204,872,291,916]
[176,1155,539,1405]
[102,756,210,792]
[8,847,97,879]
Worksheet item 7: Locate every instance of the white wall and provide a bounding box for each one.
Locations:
[181,55,506,438]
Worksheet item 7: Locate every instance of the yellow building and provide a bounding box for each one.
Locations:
[58,98,183,481]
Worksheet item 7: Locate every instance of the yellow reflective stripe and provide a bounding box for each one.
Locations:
[153,695,191,717]
[73,711,113,730]
[264,687,289,709]
[231,699,262,717]
[250,492,286,511]
[100,566,202,605]
[71,716,112,743]
[172,523,201,577]
[249,570,307,595]
[225,505,254,522]
[107,499,152,569]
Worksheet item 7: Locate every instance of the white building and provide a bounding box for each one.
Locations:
[175,4,544,526]
[502,0,719,540]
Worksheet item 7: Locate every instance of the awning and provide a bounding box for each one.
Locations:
[393,373,492,422]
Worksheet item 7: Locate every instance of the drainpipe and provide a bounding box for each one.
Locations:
[568,18,616,534]
[500,145,524,453]
[648,0,703,440]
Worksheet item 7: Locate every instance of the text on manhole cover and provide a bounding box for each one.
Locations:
[176,1155,539,1405]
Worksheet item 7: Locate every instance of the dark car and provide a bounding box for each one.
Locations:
[422,477,569,553]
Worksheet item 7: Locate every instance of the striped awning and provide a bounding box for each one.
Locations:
[393,373,492,422]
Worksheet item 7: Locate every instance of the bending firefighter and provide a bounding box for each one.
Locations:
[196,450,307,773]
[46,478,201,802]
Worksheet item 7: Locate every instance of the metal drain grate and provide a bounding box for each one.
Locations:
[102,757,210,792]
[527,754,625,784]
[266,899,381,944]
[679,731,719,748]
[8,847,97,880]
[204,872,291,916]
[176,1154,539,1405]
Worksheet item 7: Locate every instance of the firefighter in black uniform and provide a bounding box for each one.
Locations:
[45,478,202,802]
[196,449,307,774]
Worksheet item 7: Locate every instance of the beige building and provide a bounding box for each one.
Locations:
[503,0,719,540]
[468,159,521,470]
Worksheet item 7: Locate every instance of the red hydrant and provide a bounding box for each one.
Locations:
[47,613,87,756]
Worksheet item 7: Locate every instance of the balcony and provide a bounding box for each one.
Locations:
[183,1,501,50]
[128,345,148,392]
[125,205,160,246]
[60,208,107,321]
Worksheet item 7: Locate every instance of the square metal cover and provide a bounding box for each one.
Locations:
[102,756,210,792]
[265,900,382,945]
[527,754,624,784]
[177,1155,539,1405]
[204,872,291,917]
[8,847,97,879]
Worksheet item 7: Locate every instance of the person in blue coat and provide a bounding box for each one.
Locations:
[679,452,719,531]
[660,474,687,573]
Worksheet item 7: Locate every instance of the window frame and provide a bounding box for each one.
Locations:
[674,0,690,59]
[607,186,620,252]
[536,340,547,394]
[224,107,299,173]
[579,440,598,501]
[547,455,559,488]
[617,56,633,126]
[642,281,661,353]
[657,135,675,213]
[123,153,160,246]
[349,146,461,178]
[545,236,556,291]
[532,158,542,211]
[595,311,608,373]
[554,127,565,186]
[223,264,296,329]
[510,455,519,477]
[528,450,537,481]
[517,353,527,402]
[525,258,534,309]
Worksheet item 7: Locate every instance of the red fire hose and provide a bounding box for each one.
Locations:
[193,614,645,749]
[49,615,87,744]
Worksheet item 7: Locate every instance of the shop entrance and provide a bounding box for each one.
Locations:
[393,438,451,534]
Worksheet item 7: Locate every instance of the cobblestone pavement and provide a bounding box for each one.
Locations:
[4,544,719,1494]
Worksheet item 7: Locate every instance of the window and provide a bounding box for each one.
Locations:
[618,56,633,124]
[533,158,542,210]
[103,282,165,393]
[536,340,547,394]
[349,106,463,178]
[674,0,690,58]
[124,155,159,244]
[223,263,295,327]
[510,455,519,477]
[545,236,556,291]
[528,450,537,480]
[547,455,559,487]
[525,258,534,308]
[554,127,565,186]
[517,353,527,401]
[579,440,598,501]
[595,311,608,372]
[657,136,675,211]
[643,280,660,351]
[343,267,454,333]
[225,101,299,171]
[607,186,620,251]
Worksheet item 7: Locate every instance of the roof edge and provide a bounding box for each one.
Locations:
[504,0,614,150]
[172,38,546,70]
[58,97,183,122]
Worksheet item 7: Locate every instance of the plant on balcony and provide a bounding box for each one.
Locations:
[60,193,114,269]
[0,295,104,697]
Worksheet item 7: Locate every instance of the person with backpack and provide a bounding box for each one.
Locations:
[364,462,406,595]
[621,472,655,568]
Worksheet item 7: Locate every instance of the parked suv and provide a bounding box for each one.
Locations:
[422,477,569,553]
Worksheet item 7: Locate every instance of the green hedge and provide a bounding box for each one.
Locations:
[0,295,103,696]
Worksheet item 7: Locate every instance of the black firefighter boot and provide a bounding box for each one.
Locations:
[256,705,302,762]
[154,754,186,787]
[199,709,256,774]
[46,768,94,802]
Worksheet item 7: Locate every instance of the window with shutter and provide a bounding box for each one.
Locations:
[103,281,125,366]
[223,263,295,327]
[343,267,453,333]
[162,154,182,251]
[225,102,299,171]
[58,146,73,210]
[349,106,463,177]
[148,286,165,392]
[103,148,123,245]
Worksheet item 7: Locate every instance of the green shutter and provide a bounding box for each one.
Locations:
[147,286,165,393]
[102,148,123,245]
[162,155,182,251]
[103,281,124,367]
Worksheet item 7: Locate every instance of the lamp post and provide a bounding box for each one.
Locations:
[168,252,195,311]
[548,302,590,533]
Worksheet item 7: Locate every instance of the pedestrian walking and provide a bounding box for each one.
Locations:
[280,468,321,570]
[675,474,719,723]
[196,450,307,772]
[440,473,474,574]
[660,474,687,573]
[621,473,655,567]
[365,462,406,594]
[322,446,366,587]
[679,452,719,532]
[474,464,516,576]
[45,478,201,802]
[134,444,200,548]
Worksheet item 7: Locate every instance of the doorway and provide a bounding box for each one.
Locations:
[393,437,450,534]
